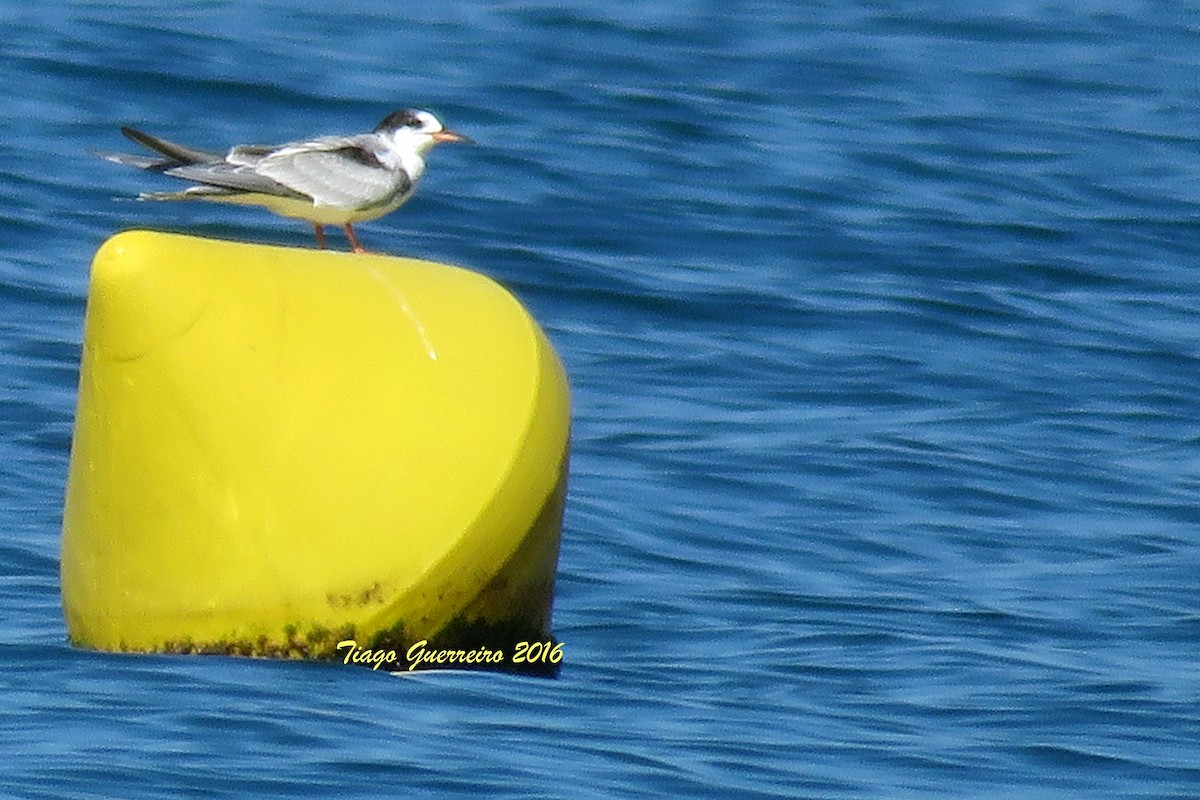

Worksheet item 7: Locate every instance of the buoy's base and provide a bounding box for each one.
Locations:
[115,467,568,676]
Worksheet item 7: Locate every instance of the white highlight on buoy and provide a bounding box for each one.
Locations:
[365,262,438,361]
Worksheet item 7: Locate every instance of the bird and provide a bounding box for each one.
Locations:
[96,109,472,253]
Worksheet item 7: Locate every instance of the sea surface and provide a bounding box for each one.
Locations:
[3,1,1200,797]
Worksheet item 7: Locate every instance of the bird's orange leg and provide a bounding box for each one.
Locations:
[344,224,366,254]
[312,224,327,249]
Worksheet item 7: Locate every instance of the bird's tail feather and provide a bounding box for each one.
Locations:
[137,186,241,202]
[137,191,193,202]
[91,150,173,171]
[120,127,223,165]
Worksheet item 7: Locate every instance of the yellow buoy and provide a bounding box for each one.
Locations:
[61,231,569,669]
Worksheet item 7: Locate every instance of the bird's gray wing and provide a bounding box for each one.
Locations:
[161,162,312,200]
[251,136,411,208]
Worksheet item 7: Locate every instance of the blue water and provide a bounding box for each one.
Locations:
[3,1,1200,797]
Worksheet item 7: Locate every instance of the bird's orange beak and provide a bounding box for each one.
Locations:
[433,129,474,144]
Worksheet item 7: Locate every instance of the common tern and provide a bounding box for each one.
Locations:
[97,109,472,253]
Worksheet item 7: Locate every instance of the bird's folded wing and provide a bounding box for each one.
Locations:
[253,140,410,209]
[162,163,312,200]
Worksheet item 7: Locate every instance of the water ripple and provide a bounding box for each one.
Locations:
[3,1,1200,797]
